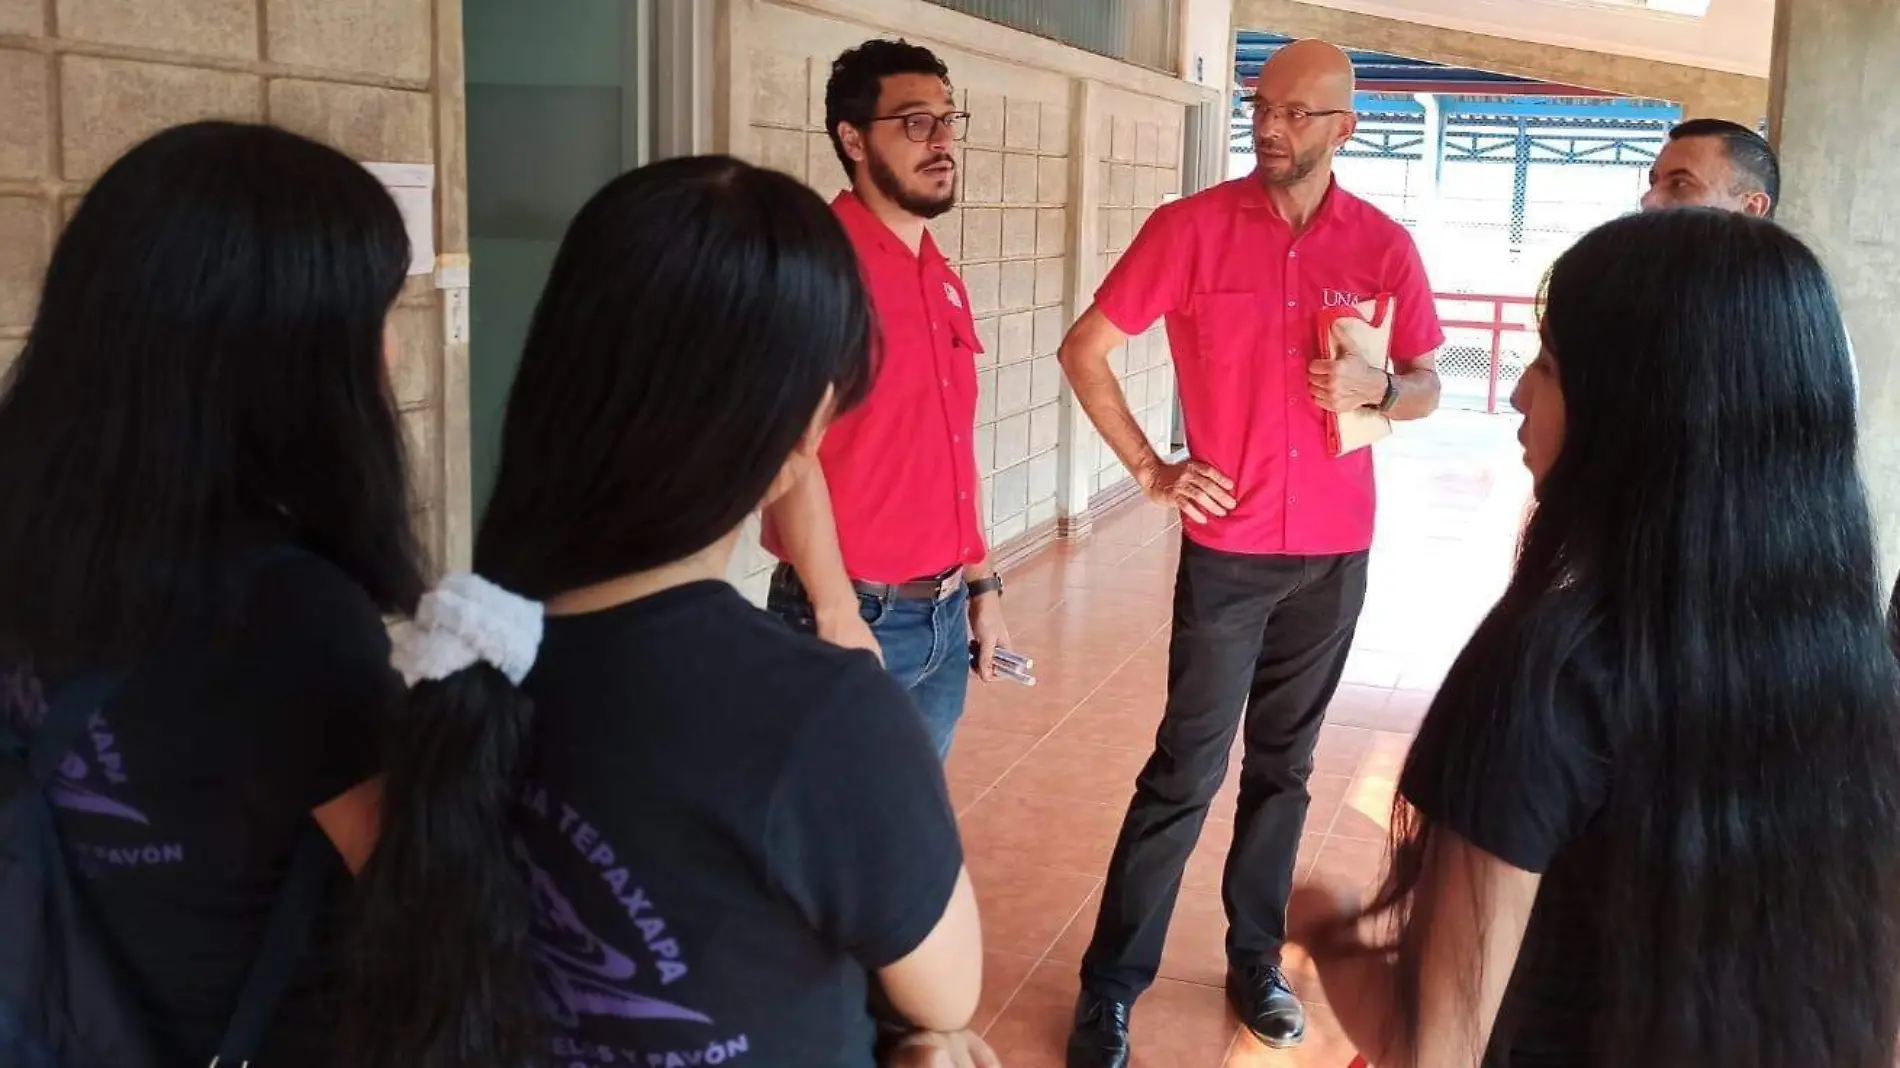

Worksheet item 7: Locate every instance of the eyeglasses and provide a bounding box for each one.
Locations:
[870,111,971,143]
[1243,98,1351,125]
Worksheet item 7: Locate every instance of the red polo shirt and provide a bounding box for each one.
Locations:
[1097,177,1444,556]
[764,191,987,584]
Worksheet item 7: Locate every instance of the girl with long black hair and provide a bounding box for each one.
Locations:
[0,121,423,1064]
[344,155,987,1068]
[1294,208,1900,1067]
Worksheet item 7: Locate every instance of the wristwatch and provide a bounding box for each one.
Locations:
[967,574,1005,600]
[1376,371,1400,413]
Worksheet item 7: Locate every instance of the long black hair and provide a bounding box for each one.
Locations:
[1364,209,1900,1066]
[343,154,875,1068]
[0,121,423,671]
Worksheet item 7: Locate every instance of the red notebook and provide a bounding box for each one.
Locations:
[1318,294,1397,457]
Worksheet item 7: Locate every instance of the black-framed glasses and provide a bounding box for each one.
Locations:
[870,111,971,142]
[1243,97,1351,124]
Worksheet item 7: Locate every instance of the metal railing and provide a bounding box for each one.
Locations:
[1432,293,1539,414]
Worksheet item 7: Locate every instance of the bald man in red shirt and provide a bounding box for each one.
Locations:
[1059,41,1445,1065]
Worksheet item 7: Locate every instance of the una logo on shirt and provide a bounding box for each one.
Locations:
[1321,288,1369,309]
[0,665,184,873]
[942,282,962,309]
[519,782,754,1068]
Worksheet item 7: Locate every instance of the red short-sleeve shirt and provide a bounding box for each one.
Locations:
[1096,177,1444,556]
[763,192,987,584]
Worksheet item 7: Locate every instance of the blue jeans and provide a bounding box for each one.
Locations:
[768,566,971,759]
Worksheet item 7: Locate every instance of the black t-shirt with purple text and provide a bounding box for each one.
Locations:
[516,581,963,1068]
[0,544,399,1066]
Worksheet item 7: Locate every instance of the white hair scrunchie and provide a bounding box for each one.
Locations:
[389,572,545,687]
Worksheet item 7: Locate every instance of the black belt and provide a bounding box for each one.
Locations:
[852,567,963,603]
[775,563,962,603]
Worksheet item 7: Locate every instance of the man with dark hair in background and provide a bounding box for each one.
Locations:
[1642,117,1780,217]
[763,39,1012,759]
[1644,117,1862,388]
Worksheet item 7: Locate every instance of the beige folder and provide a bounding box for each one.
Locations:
[1321,294,1396,457]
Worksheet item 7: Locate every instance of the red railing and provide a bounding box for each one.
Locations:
[1433,292,1538,414]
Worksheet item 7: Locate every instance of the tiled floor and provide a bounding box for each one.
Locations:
[954,411,1530,1067]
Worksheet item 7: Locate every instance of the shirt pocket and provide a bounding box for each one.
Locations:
[1188,291,1259,367]
[948,312,984,360]
[944,313,983,422]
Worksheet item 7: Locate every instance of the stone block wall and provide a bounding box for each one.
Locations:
[954,88,1069,551]
[0,0,467,569]
[1088,89,1184,498]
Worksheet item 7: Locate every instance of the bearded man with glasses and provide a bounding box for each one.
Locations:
[764,39,1012,761]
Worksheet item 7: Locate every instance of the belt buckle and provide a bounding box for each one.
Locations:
[936,572,960,602]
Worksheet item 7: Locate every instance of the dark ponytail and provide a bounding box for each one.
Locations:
[343,668,541,1067]
[340,155,873,1066]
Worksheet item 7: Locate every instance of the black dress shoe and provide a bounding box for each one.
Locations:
[1066,990,1132,1068]
[1228,963,1306,1049]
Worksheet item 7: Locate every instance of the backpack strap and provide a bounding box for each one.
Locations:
[212,824,336,1065]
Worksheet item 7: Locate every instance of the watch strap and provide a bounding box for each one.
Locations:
[1376,371,1400,413]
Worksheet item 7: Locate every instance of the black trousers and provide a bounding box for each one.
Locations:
[1081,538,1369,1002]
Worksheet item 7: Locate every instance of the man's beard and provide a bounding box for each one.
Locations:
[1256,140,1325,188]
[868,148,957,219]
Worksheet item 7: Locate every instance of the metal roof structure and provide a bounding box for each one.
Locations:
[1235,30,1610,97]
[1233,30,1682,152]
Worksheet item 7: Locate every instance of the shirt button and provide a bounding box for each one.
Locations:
[1290,449,1300,458]
[1287,300,1297,308]
[941,378,950,388]
[959,491,968,501]
[953,434,962,443]
[1289,250,1298,259]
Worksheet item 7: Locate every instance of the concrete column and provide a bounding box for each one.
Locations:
[1770,0,1900,579]
[651,0,718,160]
[1055,79,1109,537]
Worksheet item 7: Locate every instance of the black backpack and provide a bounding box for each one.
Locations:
[0,670,337,1068]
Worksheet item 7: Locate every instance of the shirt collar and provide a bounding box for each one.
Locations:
[832,189,944,265]
[1237,174,1345,236]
